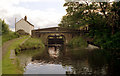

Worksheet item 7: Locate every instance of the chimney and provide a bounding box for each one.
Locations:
[24,16,27,21]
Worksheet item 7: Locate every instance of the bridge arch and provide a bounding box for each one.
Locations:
[31,27,85,45]
[40,33,70,45]
[47,34,66,45]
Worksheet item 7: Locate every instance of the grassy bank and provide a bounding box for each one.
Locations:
[2,32,20,44]
[2,36,28,74]
[68,36,88,48]
[16,37,45,51]
[1,19,20,44]
[0,36,1,47]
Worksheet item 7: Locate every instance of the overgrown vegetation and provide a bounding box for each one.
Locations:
[2,36,28,74]
[2,32,19,44]
[0,36,1,47]
[68,36,87,48]
[0,19,20,44]
[59,1,120,49]
[16,38,45,52]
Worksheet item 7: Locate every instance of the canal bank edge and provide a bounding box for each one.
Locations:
[15,37,45,53]
[2,36,29,74]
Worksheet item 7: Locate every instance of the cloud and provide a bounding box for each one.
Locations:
[65,0,117,2]
[0,0,66,31]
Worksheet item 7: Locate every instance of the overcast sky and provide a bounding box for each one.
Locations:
[0,0,66,31]
[0,0,118,31]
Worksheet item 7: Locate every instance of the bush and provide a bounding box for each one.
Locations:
[1,19,20,44]
[1,19,9,34]
[68,36,88,48]
[92,31,120,49]
[102,32,120,49]
[18,38,45,50]
[2,32,20,44]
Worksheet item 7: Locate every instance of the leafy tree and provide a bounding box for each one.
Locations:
[59,2,88,28]
[1,19,20,43]
[59,1,120,49]
[1,19,9,34]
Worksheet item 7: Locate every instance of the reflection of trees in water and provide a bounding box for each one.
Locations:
[17,49,44,69]
[105,49,120,76]
[27,47,120,76]
[64,49,120,76]
[88,50,108,75]
[64,60,91,75]
[61,49,91,75]
[87,49,120,76]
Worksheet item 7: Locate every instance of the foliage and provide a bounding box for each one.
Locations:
[16,38,45,51]
[68,36,87,48]
[0,19,9,34]
[102,32,120,49]
[2,32,20,44]
[0,19,20,44]
[59,1,120,49]
[2,36,28,74]
[0,36,1,47]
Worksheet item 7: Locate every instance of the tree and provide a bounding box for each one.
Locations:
[59,1,120,48]
[59,2,88,29]
[59,2,100,29]
[1,19,9,34]
[107,2,120,35]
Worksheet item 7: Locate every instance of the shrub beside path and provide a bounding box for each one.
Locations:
[2,37,22,57]
[2,36,29,74]
[2,36,30,57]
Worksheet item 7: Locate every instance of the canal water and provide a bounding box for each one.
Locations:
[17,46,120,76]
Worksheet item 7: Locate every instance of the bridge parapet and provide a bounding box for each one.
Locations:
[31,27,88,45]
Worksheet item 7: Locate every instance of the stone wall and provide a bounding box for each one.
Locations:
[32,31,77,45]
[31,27,82,45]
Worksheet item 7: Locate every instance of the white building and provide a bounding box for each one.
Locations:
[15,16,34,35]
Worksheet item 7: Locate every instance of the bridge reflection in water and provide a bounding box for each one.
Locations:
[16,41,120,75]
[48,46,59,58]
[47,34,64,58]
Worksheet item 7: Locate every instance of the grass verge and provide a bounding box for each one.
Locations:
[0,50,1,76]
[16,37,45,51]
[2,32,19,44]
[0,36,1,45]
[2,36,29,74]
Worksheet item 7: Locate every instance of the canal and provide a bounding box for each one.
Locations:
[17,46,120,76]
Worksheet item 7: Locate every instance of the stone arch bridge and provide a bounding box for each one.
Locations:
[32,27,88,45]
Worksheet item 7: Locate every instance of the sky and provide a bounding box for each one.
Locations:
[0,0,118,31]
[0,0,67,31]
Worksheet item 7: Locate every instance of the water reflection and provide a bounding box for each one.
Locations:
[17,46,120,76]
[48,46,59,58]
[24,62,73,74]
